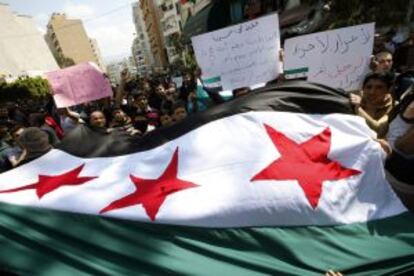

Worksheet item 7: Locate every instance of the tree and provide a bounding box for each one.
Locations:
[328,0,409,29]
[0,77,50,102]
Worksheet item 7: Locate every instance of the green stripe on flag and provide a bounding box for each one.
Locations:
[202,76,221,84]
[284,67,309,75]
[0,202,413,275]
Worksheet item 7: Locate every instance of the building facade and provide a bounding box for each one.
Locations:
[132,2,154,76]
[89,38,106,72]
[0,3,58,77]
[134,0,167,72]
[131,37,151,76]
[156,0,183,63]
[106,57,137,85]
[45,13,105,71]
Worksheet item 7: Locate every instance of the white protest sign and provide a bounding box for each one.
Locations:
[284,23,375,91]
[192,14,281,91]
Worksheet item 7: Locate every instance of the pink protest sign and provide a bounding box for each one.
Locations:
[46,62,112,108]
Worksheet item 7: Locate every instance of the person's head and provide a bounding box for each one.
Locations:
[0,123,8,140]
[160,112,173,127]
[375,51,393,72]
[28,113,46,127]
[244,0,262,19]
[172,102,187,122]
[18,127,51,154]
[112,108,127,123]
[89,110,107,128]
[10,125,24,142]
[362,72,393,105]
[134,93,148,110]
[143,81,151,93]
[165,82,178,101]
[183,73,193,84]
[155,83,166,97]
[0,106,9,119]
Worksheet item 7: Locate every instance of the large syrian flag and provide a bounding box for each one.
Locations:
[0,81,413,275]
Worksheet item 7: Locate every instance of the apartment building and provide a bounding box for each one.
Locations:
[45,13,104,71]
[90,38,106,72]
[132,2,155,75]
[157,0,182,63]
[135,0,167,72]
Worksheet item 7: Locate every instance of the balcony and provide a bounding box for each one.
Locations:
[160,1,174,11]
[162,8,176,20]
[163,23,180,37]
[53,39,60,49]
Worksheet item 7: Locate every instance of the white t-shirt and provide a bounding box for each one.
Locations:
[387,115,414,159]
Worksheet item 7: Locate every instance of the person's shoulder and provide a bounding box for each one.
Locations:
[0,140,11,153]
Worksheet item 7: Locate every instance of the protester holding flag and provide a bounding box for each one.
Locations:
[0,81,413,275]
[110,108,140,136]
[0,123,14,172]
[386,85,414,209]
[88,110,108,130]
[350,72,394,138]
[2,7,414,273]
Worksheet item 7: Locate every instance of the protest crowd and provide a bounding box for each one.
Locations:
[0,1,414,276]
[1,30,414,203]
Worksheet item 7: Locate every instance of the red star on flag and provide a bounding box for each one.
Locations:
[0,164,97,199]
[252,124,361,209]
[100,148,198,221]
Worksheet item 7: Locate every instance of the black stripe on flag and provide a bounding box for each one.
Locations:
[58,81,353,158]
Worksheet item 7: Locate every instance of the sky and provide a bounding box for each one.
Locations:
[2,0,137,63]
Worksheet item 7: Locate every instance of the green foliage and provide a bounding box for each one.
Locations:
[183,50,198,72]
[169,58,186,73]
[168,33,198,73]
[0,76,51,102]
[328,0,409,29]
[170,33,185,55]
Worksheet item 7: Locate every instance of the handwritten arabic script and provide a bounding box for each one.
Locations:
[192,14,281,90]
[284,23,375,91]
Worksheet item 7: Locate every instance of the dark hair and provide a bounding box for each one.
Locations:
[375,50,393,57]
[160,111,172,117]
[133,92,147,100]
[28,113,46,127]
[172,101,186,112]
[124,78,139,93]
[362,72,394,89]
[89,110,105,119]
[10,124,24,135]
[389,84,414,123]
[111,108,123,115]
[394,70,414,101]
[154,82,164,89]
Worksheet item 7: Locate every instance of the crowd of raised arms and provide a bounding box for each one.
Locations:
[0,43,413,205]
